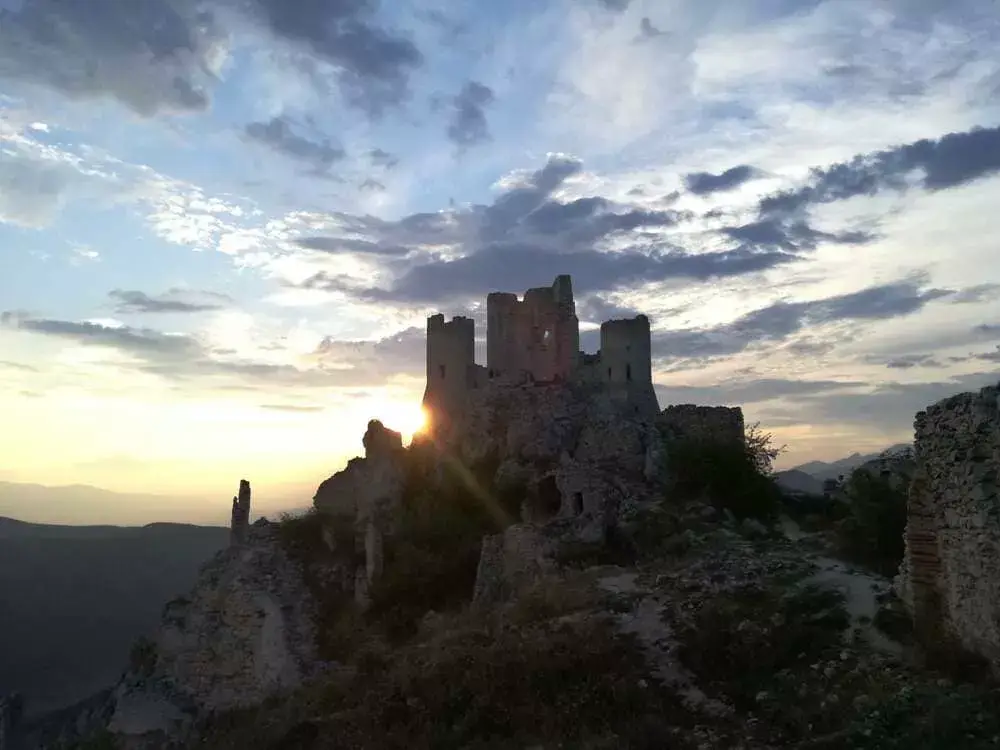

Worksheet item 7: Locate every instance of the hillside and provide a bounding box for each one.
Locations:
[790,443,911,481]
[773,468,825,496]
[0,519,228,717]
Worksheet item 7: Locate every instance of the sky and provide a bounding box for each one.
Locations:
[1,0,1000,519]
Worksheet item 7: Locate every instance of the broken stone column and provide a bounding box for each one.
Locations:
[230,479,251,547]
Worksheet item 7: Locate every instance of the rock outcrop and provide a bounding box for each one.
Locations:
[314,420,408,606]
[896,381,1000,666]
[75,517,323,749]
[229,479,252,546]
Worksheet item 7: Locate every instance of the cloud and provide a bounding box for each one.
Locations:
[259,404,325,413]
[948,283,1000,305]
[656,377,865,407]
[881,354,944,370]
[1,311,425,390]
[684,165,758,195]
[594,0,631,11]
[0,154,78,228]
[285,154,830,304]
[368,148,399,169]
[760,125,1000,218]
[720,218,873,253]
[108,289,231,314]
[1,312,202,358]
[0,0,221,115]
[638,18,668,39]
[244,116,345,170]
[447,81,495,148]
[239,0,422,114]
[292,237,411,257]
[791,372,1000,434]
[650,277,952,365]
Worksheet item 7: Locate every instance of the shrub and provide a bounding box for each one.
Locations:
[676,583,849,711]
[836,467,908,575]
[665,422,784,520]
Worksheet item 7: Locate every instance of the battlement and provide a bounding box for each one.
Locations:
[423,275,659,423]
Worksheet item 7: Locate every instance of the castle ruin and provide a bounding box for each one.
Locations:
[422,274,659,424]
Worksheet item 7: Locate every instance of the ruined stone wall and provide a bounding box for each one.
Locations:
[897,382,1000,666]
[658,405,745,445]
[486,275,579,383]
[423,314,475,420]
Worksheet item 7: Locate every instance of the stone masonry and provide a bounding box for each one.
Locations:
[657,405,745,445]
[896,381,1000,666]
[423,274,659,426]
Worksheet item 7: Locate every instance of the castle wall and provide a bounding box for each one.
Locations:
[422,314,475,421]
[599,315,652,387]
[486,275,579,382]
[896,382,1000,666]
[657,405,745,445]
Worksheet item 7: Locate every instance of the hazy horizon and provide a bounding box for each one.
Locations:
[2,0,999,522]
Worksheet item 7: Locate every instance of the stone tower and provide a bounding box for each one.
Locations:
[230,479,251,546]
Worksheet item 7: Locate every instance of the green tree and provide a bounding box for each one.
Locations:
[664,422,785,520]
[837,467,908,575]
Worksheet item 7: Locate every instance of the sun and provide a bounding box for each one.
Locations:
[377,401,428,441]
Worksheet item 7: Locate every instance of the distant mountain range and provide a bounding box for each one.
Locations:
[0,479,315,527]
[775,443,912,495]
[0,517,228,717]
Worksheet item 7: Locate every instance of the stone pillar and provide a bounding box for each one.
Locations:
[230,479,251,546]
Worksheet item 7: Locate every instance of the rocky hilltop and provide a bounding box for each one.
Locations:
[15,379,1000,749]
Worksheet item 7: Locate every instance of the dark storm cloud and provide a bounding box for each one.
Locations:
[447,81,495,148]
[240,0,423,114]
[109,289,231,314]
[649,278,951,365]
[0,311,426,389]
[684,165,758,195]
[759,125,1000,217]
[245,117,345,169]
[0,0,219,115]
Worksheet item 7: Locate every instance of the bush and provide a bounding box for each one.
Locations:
[665,423,784,520]
[837,467,907,575]
[676,583,849,712]
[194,617,690,750]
